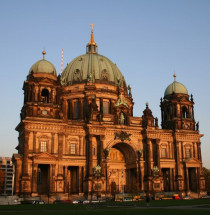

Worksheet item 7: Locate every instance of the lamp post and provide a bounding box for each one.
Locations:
[103,147,110,200]
[93,165,101,200]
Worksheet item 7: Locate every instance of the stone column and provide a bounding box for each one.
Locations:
[22,131,30,177]
[136,159,140,192]
[169,168,173,191]
[70,100,73,119]
[32,163,38,193]
[50,164,56,193]
[38,87,41,102]
[185,167,189,192]
[34,86,38,102]
[197,142,202,161]
[64,166,68,193]
[147,138,152,176]
[51,133,55,154]
[63,99,68,119]
[15,159,22,194]
[33,131,37,153]
[89,135,93,176]
[176,142,181,176]
[100,136,105,176]
[79,98,83,120]
[78,166,82,193]
[156,140,160,170]
[51,88,56,103]
[58,133,63,159]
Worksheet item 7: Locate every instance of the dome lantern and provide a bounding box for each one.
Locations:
[86,24,98,54]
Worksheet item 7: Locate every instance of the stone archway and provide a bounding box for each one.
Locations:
[107,142,138,195]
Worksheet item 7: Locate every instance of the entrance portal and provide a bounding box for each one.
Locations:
[162,168,170,191]
[67,166,79,194]
[189,168,197,192]
[108,142,137,195]
[37,164,50,194]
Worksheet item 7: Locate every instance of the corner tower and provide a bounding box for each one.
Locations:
[160,74,196,131]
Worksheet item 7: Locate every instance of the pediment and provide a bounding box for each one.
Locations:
[33,152,57,161]
[184,157,201,167]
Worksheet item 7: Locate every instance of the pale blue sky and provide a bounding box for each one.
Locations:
[0,0,210,168]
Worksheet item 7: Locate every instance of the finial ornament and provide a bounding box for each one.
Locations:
[173,73,176,81]
[90,23,94,33]
[42,50,46,60]
[146,102,149,108]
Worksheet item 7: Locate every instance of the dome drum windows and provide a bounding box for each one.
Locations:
[67,98,83,120]
[73,99,80,120]
[102,100,110,114]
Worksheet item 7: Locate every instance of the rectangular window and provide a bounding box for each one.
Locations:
[185,148,191,159]
[161,148,167,158]
[70,144,76,154]
[103,101,109,114]
[40,141,47,152]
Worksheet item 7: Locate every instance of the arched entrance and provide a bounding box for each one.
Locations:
[108,142,138,195]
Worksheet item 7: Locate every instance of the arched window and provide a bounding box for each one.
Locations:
[41,89,49,103]
[182,106,188,118]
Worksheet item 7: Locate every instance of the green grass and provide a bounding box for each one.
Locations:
[0,199,210,215]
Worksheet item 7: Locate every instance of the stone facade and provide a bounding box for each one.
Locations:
[12,30,206,199]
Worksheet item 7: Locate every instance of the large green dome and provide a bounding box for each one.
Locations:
[29,51,57,76]
[164,80,188,96]
[60,31,126,87]
[61,53,126,86]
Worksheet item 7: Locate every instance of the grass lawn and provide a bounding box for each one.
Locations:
[0,199,210,215]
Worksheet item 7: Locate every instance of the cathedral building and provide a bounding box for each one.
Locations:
[12,28,206,200]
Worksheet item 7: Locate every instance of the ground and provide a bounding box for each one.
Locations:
[0,199,210,215]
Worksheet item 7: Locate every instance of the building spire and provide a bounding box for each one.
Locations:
[86,24,98,53]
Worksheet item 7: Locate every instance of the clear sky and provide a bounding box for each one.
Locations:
[0,0,210,168]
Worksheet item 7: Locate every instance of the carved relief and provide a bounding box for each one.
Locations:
[72,69,82,82]
[101,69,110,81]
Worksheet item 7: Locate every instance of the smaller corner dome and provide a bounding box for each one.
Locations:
[164,81,188,97]
[29,51,57,76]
